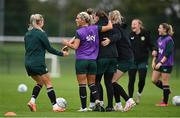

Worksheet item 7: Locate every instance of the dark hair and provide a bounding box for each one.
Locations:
[95,10,108,18]
[86,8,95,15]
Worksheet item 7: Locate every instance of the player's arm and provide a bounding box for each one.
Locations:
[40,32,67,56]
[101,28,121,46]
[158,40,173,65]
[63,38,80,50]
[61,37,75,51]
[100,20,113,32]
[152,56,156,69]
[63,33,80,50]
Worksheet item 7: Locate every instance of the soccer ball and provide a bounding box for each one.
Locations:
[56,97,67,108]
[17,84,28,93]
[172,96,180,106]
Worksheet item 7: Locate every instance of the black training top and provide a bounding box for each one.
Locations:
[97,17,118,59]
[112,23,134,61]
[130,29,156,63]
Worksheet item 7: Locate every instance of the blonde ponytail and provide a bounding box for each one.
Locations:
[161,23,174,36]
[28,14,44,32]
[168,24,174,36]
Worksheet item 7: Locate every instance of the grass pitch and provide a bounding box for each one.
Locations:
[0,43,180,117]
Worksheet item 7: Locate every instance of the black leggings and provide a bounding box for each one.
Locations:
[90,73,114,107]
[128,69,147,98]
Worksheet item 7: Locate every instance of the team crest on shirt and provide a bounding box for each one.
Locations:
[86,35,96,42]
[130,37,134,40]
[141,36,145,41]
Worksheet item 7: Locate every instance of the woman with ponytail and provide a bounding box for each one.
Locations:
[24,14,69,112]
[152,23,175,106]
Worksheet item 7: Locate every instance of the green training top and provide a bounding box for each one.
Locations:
[24,28,63,67]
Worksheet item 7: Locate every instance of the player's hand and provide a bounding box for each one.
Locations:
[62,51,69,57]
[61,46,69,52]
[101,37,110,46]
[155,62,162,69]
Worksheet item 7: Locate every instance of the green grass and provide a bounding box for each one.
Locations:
[0,43,180,117]
[0,73,180,117]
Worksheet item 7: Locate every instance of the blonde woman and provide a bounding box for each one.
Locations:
[109,10,136,112]
[152,23,174,106]
[24,14,68,112]
[63,11,112,112]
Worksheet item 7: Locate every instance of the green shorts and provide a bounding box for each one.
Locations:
[155,66,173,73]
[97,58,117,75]
[130,61,148,70]
[117,59,133,73]
[75,59,97,74]
[25,65,48,76]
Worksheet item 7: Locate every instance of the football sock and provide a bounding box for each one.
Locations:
[138,69,147,93]
[112,82,121,103]
[113,82,129,101]
[32,84,42,99]
[79,84,87,109]
[47,87,57,105]
[104,73,114,108]
[163,85,170,104]
[128,69,137,98]
[88,83,99,101]
[154,80,163,89]
[90,93,95,103]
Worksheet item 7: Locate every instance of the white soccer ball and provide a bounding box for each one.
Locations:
[172,96,180,106]
[56,97,67,108]
[17,84,28,93]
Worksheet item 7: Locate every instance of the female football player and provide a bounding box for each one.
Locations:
[63,11,112,112]
[152,23,174,106]
[128,19,157,104]
[109,10,136,112]
[88,9,117,112]
[24,14,69,112]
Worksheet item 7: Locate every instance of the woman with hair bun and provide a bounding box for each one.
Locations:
[63,11,112,112]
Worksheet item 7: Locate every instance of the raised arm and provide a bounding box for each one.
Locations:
[101,20,113,32]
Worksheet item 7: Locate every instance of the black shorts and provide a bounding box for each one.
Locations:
[75,59,97,74]
[97,58,117,75]
[117,59,133,73]
[155,66,173,74]
[25,65,48,76]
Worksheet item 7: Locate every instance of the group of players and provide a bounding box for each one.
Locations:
[24,8,174,112]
